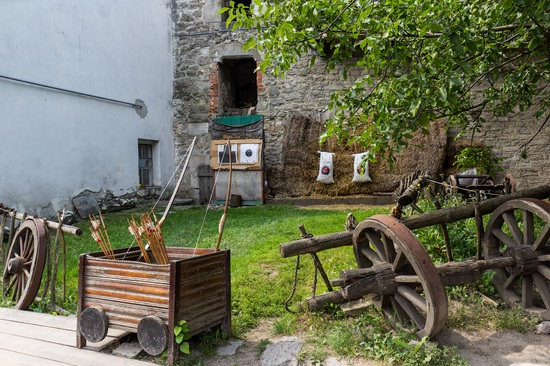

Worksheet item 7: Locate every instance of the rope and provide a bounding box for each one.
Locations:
[284,255,301,314]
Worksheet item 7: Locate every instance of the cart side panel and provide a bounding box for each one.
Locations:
[82,256,170,331]
[175,249,231,336]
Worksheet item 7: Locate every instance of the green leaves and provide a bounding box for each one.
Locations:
[174,320,191,355]
[224,0,550,161]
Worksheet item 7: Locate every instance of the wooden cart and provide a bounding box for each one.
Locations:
[280,185,550,339]
[76,246,231,365]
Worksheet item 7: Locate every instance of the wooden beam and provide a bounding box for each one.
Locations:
[280,185,550,258]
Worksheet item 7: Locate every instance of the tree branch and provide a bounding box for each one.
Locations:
[464,51,530,94]
[518,113,550,152]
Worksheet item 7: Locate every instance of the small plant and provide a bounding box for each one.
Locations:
[198,328,228,356]
[256,338,270,357]
[273,313,297,335]
[174,319,191,355]
[454,146,502,176]
[495,307,540,333]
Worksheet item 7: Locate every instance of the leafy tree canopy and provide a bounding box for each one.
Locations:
[224,0,550,164]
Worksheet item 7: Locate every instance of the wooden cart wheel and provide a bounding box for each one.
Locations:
[353,215,448,338]
[79,307,109,343]
[138,316,168,356]
[484,198,550,318]
[2,218,47,309]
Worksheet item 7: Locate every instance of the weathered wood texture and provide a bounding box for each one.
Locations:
[280,185,550,258]
[0,308,153,365]
[77,247,231,366]
[0,209,82,236]
[402,185,550,230]
[309,256,519,311]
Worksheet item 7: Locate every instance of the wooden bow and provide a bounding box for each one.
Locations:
[216,138,233,251]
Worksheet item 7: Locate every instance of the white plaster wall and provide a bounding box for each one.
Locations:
[0,0,175,216]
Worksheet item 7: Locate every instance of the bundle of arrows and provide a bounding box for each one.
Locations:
[89,213,115,260]
[128,212,169,264]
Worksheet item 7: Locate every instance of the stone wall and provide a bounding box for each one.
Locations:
[174,0,370,201]
[451,106,550,190]
[173,0,548,202]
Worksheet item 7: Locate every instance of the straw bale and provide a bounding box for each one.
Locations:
[267,116,447,198]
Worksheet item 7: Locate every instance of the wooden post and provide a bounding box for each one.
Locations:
[474,191,484,260]
[310,253,333,292]
[0,213,6,265]
[41,224,52,300]
[168,259,180,366]
[222,249,232,336]
[7,210,16,254]
[49,214,63,311]
[76,254,87,349]
[426,186,453,262]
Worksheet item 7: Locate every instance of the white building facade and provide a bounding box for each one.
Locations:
[0,0,175,217]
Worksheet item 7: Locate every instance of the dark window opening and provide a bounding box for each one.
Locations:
[138,143,154,187]
[218,57,257,114]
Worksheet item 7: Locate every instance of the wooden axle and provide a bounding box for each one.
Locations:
[280,185,550,258]
[0,208,82,236]
[308,255,519,311]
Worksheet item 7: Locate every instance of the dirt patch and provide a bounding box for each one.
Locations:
[205,325,550,366]
[435,328,550,366]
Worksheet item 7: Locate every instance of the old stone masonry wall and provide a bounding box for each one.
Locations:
[173,0,549,201]
[470,107,550,190]
[173,0,365,200]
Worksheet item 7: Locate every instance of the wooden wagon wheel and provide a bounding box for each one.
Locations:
[484,198,550,318]
[352,215,448,338]
[445,174,458,195]
[2,218,47,309]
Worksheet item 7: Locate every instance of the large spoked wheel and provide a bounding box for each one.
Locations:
[2,219,47,309]
[352,215,448,338]
[484,198,550,318]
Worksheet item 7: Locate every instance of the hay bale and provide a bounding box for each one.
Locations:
[267,116,447,198]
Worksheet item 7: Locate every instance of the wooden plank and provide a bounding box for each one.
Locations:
[84,277,169,296]
[0,349,69,366]
[0,308,127,351]
[0,308,77,330]
[0,318,77,347]
[83,298,169,319]
[0,333,155,365]
[0,318,121,351]
[85,269,170,284]
[84,286,169,306]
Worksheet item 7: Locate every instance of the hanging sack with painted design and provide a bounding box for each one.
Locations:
[317,152,335,184]
[352,152,372,182]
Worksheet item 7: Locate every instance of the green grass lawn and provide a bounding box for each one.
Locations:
[58,203,389,335]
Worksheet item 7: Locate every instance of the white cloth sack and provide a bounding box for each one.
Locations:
[317,152,335,184]
[352,152,372,182]
[459,168,478,186]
